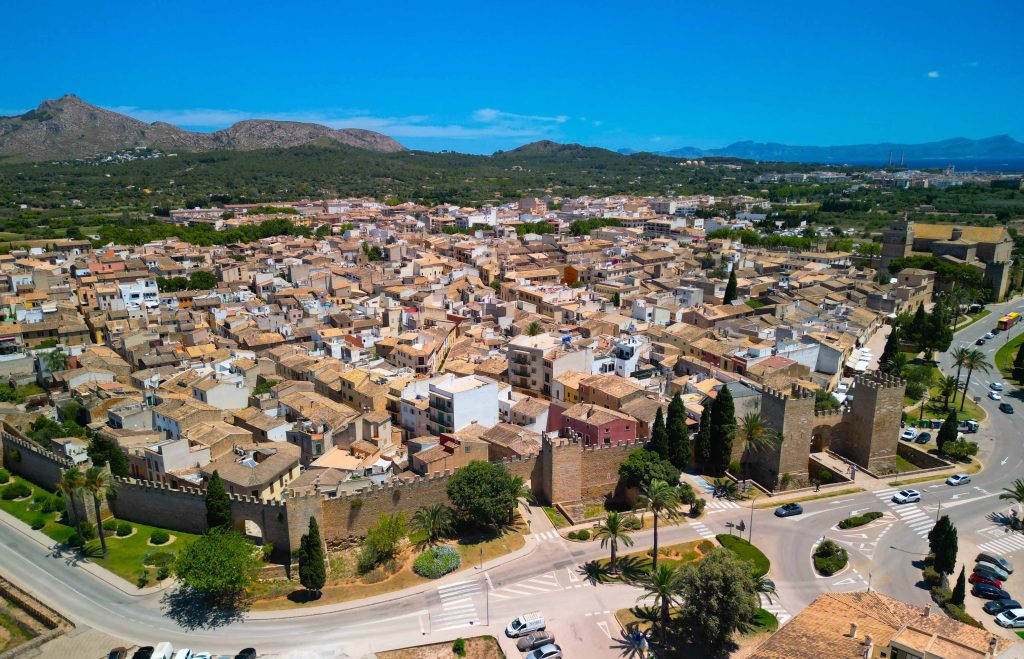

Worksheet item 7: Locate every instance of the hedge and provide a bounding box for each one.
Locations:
[413,546,462,579]
[150,529,170,545]
[103,519,118,532]
[116,522,133,537]
[813,539,849,576]
[1,482,31,500]
[943,603,983,628]
[838,511,883,529]
[576,529,590,541]
[716,534,771,577]
[0,469,9,484]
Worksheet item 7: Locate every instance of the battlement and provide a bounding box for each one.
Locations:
[1,430,72,468]
[791,385,815,400]
[854,370,905,390]
[760,385,791,401]
[113,476,205,497]
[814,407,846,419]
[581,438,642,453]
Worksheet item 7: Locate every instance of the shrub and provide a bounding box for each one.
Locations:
[32,491,48,504]
[690,498,706,516]
[413,546,462,579]
[53,495,66,512]
[623,515,642,530]
[716,534,771,577]
[66,532,83,548]
[0,468,9,484]
[80,520,96,540]
[40,496,57,514]
[1,481,31,500]
[30,516,46,530]
[156,566,171,581]
[930,585,952,604]
[144,550,175,568]
[116,522,133,537]
[813,539,849,576]
[779,472,792,489]
[136,569,150,589]
[356,544,381,574]
[452,638,466,657]
[576,529,590,541]
[102,519,118,532]
[838,511,884,529]
[698,539,716,554]
[567,531,578,540]
[727,460,741,475]
[943,603,982,628]
[150,529,170,545]
[922,566,943,587]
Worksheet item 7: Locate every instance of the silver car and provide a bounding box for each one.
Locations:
[526,644,562,659]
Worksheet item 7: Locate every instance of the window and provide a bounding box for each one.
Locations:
[464,446,471,453]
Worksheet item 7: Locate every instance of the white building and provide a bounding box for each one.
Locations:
[118,279,159,310]
[427,374,499,435]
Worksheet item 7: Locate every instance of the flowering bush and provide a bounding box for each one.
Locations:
[413,546,462,579]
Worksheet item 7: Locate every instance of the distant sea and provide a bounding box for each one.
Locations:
[844,158,1024,173]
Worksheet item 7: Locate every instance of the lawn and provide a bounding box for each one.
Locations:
[596,539,709,578]
[749,608,779,634]
[377,636,505,659]
[542,506,568,528]
[995,331,1024,381]
[894,454,917,473]
[754,488,865,508]
[715,535,770,578]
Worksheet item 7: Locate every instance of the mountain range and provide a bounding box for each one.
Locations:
[0,95,406,161]
[629,135,1024,165]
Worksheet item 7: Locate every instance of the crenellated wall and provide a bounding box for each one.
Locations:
[1,426,72,492]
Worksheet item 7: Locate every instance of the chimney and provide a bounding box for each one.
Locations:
[849,623,858,638]
[987,637,998,657]
[864,634,874,659]
[924,604,931,617]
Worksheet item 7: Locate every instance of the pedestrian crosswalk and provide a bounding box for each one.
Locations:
[704,498,742,512]
[760,594,791,626]
[491,570,565,600]
[534,530,561,543]
[873,487,935,538]
[690,520,715,540]
[433,581,482,631]
[977,532,1024,556]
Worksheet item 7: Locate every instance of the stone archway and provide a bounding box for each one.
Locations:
[811,425,833,453]
[235,518,264,545]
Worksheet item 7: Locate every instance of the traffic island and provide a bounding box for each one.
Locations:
[377,635,505,659]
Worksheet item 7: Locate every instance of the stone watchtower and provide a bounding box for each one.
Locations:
[751,385,816,488]
[833,372,905,474]
[880,217,914,270]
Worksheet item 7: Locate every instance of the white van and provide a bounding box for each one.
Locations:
[506,612,545,637]
[173,650,193,659]
[153,643,174,659]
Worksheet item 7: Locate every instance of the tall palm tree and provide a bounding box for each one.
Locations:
[960,349,992,412]
[754,575,778,605]
[641,480,680,572]
[525,321,542,337]
[946,287,968,331]
[410,503,454,546]
[43,349,68,374]
[594,511,634,574]
[82,467,116,558]
[56,467,86,539]
[937,375,961,411]
[999,479,1024,507]
[882,352,909,377]
[737,413,777,454]
[950,346,971,406]
[637,562,683,641]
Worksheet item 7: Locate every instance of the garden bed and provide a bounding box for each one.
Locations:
[716,535,770,577]
[377,635,505,659]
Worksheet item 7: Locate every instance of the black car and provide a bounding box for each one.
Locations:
[775,503,803,517]
[972,583,1011,600]
[999,402,1015,414]
[235,651,257,659]
[915,432,932,445]
[976,338,987,345]
[131,649,154,659]
[108,649,128,659]
[983,599,1022,615]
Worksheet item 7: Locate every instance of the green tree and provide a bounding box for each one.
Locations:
[611,292,621,307]
[525,321,542,337]
[950,346,970,405]
[881,351,909,377]
[298,516,326,594]
[82,467,115,558]
[445,461,517,529]
[315,224,331,238]
[754,574,778,605]
[205,471,232,531]
[723,270,738,304]
[708,386,736,476]
[359,512,407,571]
[666,393,690,469]
[56,467,86,538]
[174,529,261,599]
[86,434,130,477]
[998,478,1024,507]
[594,511,634,574]
[678,547,759,655]
[642,480,681,572]
[879,326,901,370]
[908,303,928,345]
[960,349,991,412]
[928,515,958,576]
[694,404,713,470]
[410,503,454,546]
[188,270,218,290]
[647,406,669,460]
[42,349,68,374]
[951,566,966,607]
[618,449,680,490]
[936,410,959,448]
[1013,342,1024,382]
[736,413,776,454]
[637,562,683,642]
[937,376,961,411]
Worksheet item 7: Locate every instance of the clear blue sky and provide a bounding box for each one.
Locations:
[2,1,1021,153]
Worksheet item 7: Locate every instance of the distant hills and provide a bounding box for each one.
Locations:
[635,135,1024,166]
[0,95,406,161]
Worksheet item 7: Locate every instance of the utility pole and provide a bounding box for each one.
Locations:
[935,500,942,523]
[748,494,756,543]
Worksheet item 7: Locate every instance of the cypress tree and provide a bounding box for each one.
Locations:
[298,516,326,593]
[928,515,958,575]
[648,407,669,459]
[910,303,927,345]
[951,566,966,607]
[935,410,959,451]
[723,270,738,304]
[709,386,736,476]
[879,326,900,367]
[667,392,691,470]
[1013,342,1024,382]
[695,404,713,470]
[205,470,232,531]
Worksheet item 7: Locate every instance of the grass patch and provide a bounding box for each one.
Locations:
[715,534,770,577]
[542,506,568,529]
[894,454,918,473]
[594,540,709,582]
[583,503,608,519]
[889,459,980,486]
[754,488,864,508]
[996,331,1024,381]
[955,309,991,333]
[837,511,883,529]
[376,635,505,659]
[749,608,778,634]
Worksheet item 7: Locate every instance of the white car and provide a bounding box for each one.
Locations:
[995,608,1024,628]
[984,332,995,339]
[900,428,918,441]
[989,391,1002,400]
[892,489,921,504]
[526,644,563,659]
[946,473,971,486]
[990,382,1004,391]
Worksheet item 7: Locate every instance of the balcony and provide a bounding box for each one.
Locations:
[511,353,530,365]
[511,364,530,377]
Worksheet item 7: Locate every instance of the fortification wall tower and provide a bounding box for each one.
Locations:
[752,385,815,488]
[838,372,905,473]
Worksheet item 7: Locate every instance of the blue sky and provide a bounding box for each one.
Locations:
[2,1,1022,153]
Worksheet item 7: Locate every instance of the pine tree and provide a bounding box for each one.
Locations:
[910,303,928,345]
[648,407,669,459]
[695,404,713,470]
[935,410,959,451]
[723,270,738,304]
[951,566,966,607]
[879,326,901,369]
[205,471,232,531]
[928,515,958,575]
[611,292,621,307]
[708,386,736,476]
[667,392,691,469]
[1014,342,1024,382]
[298,517,326,593]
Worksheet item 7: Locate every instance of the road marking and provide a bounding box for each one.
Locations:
[567,567,579,582]
[434,581,482,630]
[597,621,612,638]
[690,520,715,540]
[830,499,852,505]
[1002,457,1009,465]
[485,573,494,591]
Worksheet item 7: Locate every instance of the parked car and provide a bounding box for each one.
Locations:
[991,382,1004,391]
[999,402,1014,414]
[131,649,155,659]
[985,332,995,339]
[915,432,932,444]
[977,553,1014,574]
[525,644,562,659]
[974,561,1010,581]
[506,612,546,637]
[900,428,918,441]
[959,420,980,433]
[988,391,1002,401]
[173,650,193,659]
[191,654,212,659]
[109,649,129,659]
[995,609,1024,628]
[517,632,557,652]
[983,599,1021,615]
[234,651,256,659]
[152,644,174,659]
[946,473,971,486]
[891,489,921,504]
[774,503,804,517]
[972,583,1011,600]
[969,573,1003,588]
[976,338,987,345]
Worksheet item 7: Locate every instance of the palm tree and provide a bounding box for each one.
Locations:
[641,480,680,572]
[82,467,116,558]
[950,346,971,406]
[999,479,1024,507]
[525,321,543,337]
[937,375,961,411]
[712,477,739,499]
[754,575,778,605]
[594,511,634,574]
[960,349,992,412]
[410,503,454,546]
[946,287,968,331]
[43,349,68,374]
[882,352,909,377]
[737,413,777,454]
[56,467,86,538]
[637,562,683,641]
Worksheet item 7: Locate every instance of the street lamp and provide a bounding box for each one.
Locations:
[748,493,757,543]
